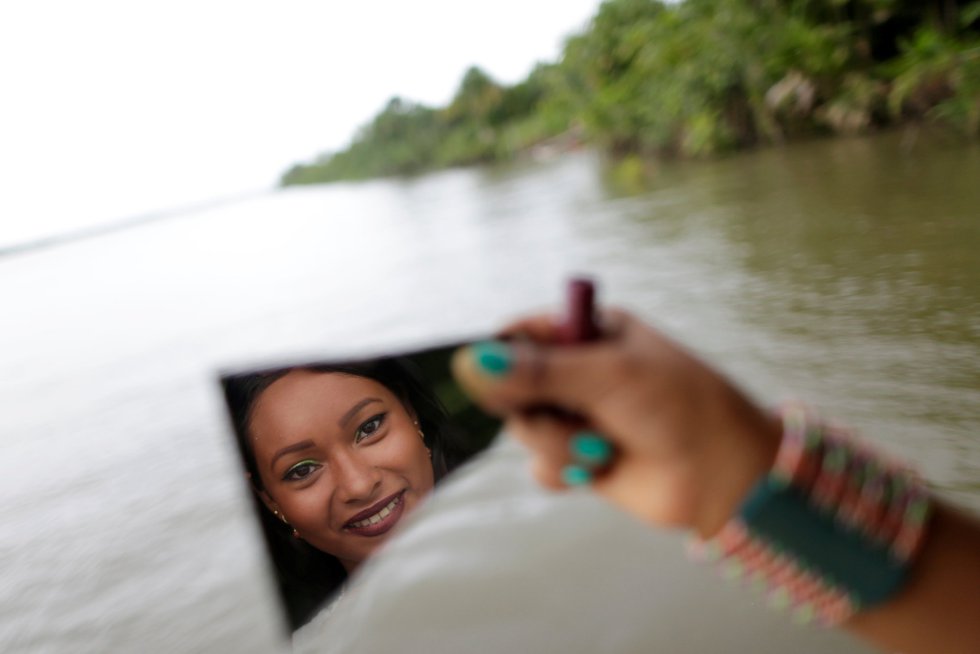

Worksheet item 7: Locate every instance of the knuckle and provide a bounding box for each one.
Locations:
[531,459,565,490]
[607,347,641,381]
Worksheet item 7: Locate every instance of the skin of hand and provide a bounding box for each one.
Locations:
[451,308,783,538]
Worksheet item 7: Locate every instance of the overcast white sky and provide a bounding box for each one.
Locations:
[0,0,603,246]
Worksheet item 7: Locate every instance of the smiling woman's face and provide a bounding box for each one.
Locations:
[249,370,435,571]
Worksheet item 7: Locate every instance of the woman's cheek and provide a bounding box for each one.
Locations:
[384,426,419,459]
[391,428,432,485]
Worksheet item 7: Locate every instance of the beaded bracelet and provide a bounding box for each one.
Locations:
[689,403,932,626]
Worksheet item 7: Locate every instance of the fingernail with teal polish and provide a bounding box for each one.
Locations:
[570,431,613,467]
[561,464,593,487]
[471,341,513,377]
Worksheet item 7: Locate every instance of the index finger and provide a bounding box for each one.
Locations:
[496,308,630,343]
[450,338,619,418]
[496,314,562,343]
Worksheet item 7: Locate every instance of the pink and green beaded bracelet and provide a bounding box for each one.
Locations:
[690,403,932,626]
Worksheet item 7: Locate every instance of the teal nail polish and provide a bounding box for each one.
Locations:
[471,341,513,376]
[561,464,592,486]
[570,431,613,466]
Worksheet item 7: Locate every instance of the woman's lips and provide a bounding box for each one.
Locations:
[343,490,406,537]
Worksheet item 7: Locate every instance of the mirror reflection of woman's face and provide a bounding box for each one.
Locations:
[249,370,435,571]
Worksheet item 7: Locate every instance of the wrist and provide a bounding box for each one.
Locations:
[693,390,782,538]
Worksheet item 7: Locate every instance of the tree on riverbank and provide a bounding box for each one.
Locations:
[282,0,980,186]
[280,62,575,184]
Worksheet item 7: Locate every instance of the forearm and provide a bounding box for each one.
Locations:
[695,403,980,652]
[846,502,980,654]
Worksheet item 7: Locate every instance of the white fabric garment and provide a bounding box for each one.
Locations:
[294,436,873,654]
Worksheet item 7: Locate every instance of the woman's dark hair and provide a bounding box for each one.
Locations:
[221,357,465,632]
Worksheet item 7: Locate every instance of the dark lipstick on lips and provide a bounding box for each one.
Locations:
[343,490,406,537]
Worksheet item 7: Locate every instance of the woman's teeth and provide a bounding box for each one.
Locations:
[349,495,400,528]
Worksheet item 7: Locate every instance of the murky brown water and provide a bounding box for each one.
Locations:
[1,129,976,652]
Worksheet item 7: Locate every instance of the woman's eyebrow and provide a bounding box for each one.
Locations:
[270,440,316,470]
[339,397,383,427]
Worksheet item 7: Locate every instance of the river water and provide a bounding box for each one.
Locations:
[1,131,977,652]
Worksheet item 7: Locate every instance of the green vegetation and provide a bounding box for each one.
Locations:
[282,0,980,186]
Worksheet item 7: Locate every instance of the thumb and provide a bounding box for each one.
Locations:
[450,340,612,416]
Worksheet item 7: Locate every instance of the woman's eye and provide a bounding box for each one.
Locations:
[355,413,387,442]
[283,460,320,482]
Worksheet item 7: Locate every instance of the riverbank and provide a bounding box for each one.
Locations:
[281,0,980,186]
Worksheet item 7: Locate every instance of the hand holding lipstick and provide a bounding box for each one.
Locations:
[451,296,980,654]
[451,308,782,538]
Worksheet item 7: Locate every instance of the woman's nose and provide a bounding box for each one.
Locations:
[333,451,382,503]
